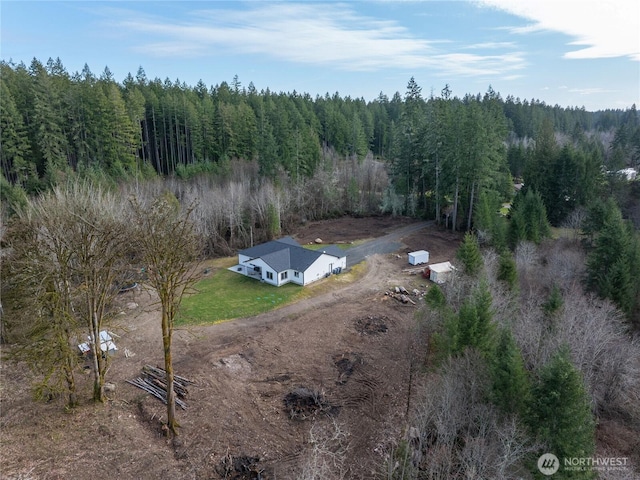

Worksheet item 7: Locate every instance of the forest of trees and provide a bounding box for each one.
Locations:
[2,57,640,477]
[2,58,638,225]
[3,57,639,321]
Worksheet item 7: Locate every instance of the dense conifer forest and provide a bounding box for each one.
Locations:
[1,58,638,213]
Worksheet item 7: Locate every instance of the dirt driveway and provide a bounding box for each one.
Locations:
[0,217,462,480]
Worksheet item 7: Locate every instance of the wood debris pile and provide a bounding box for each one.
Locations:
[283,387,337,420]
[384,286,425,305]
[216,453,266,479]
[127,365,194,410]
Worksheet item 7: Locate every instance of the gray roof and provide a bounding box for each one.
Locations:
[239,237,345,273]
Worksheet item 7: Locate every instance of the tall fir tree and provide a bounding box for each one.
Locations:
[456,232,483,276]
[528,348,596,479]
[490,328,530,417]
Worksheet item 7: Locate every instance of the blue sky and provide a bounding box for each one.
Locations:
[2,0,639,111]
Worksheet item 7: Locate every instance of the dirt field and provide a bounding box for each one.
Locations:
[0,216,463,480]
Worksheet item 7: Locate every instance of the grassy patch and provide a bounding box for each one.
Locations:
[177,256,365,325]
[304,242,353,251]
[551,226,581,240]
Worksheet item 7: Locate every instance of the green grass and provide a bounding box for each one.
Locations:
[304,242,353,251]
[178,265,305,325]
[177,256,366,326]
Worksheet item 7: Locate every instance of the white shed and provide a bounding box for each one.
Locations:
[428,261,454,284]
[408,250,429,265]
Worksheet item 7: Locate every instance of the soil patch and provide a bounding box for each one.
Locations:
[0,217,464,480]
[216,454,268,480]
[283,387,338,420]
[354,315,389,335]
[333,352,363,385]
[293,215,417,244]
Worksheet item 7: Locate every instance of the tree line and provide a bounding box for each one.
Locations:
[2,57,640,474]
[2,58,637,211]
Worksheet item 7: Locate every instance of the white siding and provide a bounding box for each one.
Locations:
[301,254,346,285]
[289,270,304,286]
[249,258,278,286]
[236,249,346,287]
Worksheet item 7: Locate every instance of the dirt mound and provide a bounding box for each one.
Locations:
[283,387,338,420]
[216,454,268,479]
[354,315,389,335]
[332,352,363,385]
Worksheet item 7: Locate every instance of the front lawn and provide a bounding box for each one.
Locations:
[178,259,306,325]
[177,256,365,326]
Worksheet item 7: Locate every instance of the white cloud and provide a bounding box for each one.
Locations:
[111,3,525,77]
[432,52,526,77]
[568,87,615,95]
[464,41,517,50]
[477,0,640,61]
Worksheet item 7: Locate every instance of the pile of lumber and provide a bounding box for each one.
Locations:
[127,365,194,410]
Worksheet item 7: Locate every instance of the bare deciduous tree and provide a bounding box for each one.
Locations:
[131,194,201,437]
[5,183,130,404]
[299,420,351,480]
[409,351,536,479]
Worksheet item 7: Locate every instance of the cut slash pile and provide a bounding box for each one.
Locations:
[127,365,195,410]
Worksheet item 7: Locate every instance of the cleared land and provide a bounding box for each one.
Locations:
[0,218,458,479]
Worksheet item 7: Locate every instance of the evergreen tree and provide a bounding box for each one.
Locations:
[524,117,557,202]
[0,79,34,189]
[425,284,446,309]
[586,206,632,310]
[28,59,70,184]
[474,190,508,250]
[456,232,483,276]
[509,189,551,247]
[497,250,518,290]
[490,328,530,417]
[445,281,495,357]
[542,284,564,317]
[528,348,596,478]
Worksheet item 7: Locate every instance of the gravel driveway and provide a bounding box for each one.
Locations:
[345,220,433,267]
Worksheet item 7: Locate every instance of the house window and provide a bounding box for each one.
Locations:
[266,271,273,280]
[294,271,299,278]
[281,272,288,280]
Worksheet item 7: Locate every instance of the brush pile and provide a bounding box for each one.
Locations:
[127,365,194,410]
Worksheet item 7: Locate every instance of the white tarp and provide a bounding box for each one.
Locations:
[78,330,117,354]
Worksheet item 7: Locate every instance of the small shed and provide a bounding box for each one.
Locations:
[408,250,429,265]
[428,261,454,284]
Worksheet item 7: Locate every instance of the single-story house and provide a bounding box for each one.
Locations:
[428,261,455,284]
[230,237,347,287]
